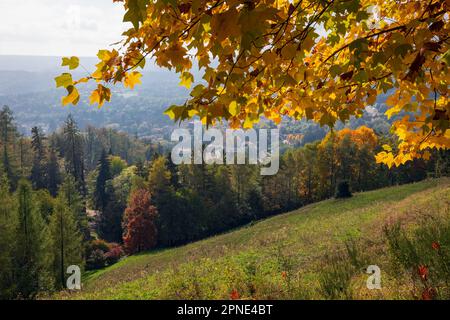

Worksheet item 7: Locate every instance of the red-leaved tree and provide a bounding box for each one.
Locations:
[123,189,158,255]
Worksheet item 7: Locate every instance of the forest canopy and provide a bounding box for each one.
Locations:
[56,0,450,167]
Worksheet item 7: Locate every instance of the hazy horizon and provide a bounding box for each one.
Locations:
[0,0,126,57]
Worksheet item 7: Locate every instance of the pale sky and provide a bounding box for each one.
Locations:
[0,0,127,57]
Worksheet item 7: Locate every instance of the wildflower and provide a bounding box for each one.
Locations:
[431,242,440,251]
[421,287,436,300]
[417,265,428,281]
[230,289,240,300]
[281,271,287,279]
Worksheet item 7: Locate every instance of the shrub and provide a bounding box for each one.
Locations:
[335,180,352,199]
[105,243,125,265]
[85,240,124,270]
[86,249,107,270]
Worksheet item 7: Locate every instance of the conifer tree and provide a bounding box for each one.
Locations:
[59,174,89,240]
[148,156,176,246]
[0,175,17,299]
[93,149,111,211]
[62,115,86,196]
[0,106,18,190]
[46,148,61,197]
[95,150,124,243]
[14,179,52,298]
[30,126,47,190]
[49,195,83,288]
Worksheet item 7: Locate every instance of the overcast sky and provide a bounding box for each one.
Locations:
[0,0,127,57]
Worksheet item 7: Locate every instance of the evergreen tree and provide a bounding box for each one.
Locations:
[30,126,47,190]
[0,106,18,190]
[49,195,83,288]
[94,150,124,243]
[34,189,55,223]
[97,183,125,243]
[59,175,89,240]
[0,175,17,299]
[165,153,180,189]
[46,148,61,197]
[93,149,111,211]
[14,179,52,298]
[148,156,177,246]
[212,166,241,231]
[62,115,86,196]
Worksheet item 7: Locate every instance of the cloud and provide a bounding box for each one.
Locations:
[0,0,127,57]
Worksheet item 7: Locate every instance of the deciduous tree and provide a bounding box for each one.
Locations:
[123,189,158,254]
[57,0,449,166]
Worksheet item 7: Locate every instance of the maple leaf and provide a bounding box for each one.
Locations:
[124,71,142,89]
[56,0,450,166]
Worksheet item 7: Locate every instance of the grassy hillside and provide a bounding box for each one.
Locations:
[56,178,450,300]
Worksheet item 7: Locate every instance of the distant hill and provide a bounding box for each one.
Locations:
[53,178,449,300]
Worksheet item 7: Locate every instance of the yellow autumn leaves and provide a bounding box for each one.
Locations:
[55,0,449,167]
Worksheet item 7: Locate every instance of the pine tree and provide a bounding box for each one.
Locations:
[35,189,55,223]
[30,126,47,190]
[165,153,180,189]
[93,149,111,211]
[62,115,86,196]
[14,179,52,298]
[46,148,61,197]
[94,150,124,243]
[148,156,177,246]
[59,175,89,240]
[49,195,83,289]
[97,182,125,243]
[212,166,240,231]
[0,175,17,299]
[0,106,18,190]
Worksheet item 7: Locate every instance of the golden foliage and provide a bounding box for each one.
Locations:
[56,0,450,166]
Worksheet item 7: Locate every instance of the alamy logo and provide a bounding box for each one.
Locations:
[366,265,381,290]
[66,265,81,290]
[171,121,280,175]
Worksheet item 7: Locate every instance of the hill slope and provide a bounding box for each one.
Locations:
[58,178,450,300]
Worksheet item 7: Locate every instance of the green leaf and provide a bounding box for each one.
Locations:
[354,70,368,83]
[61,56,79,70]
[319,113,335,127]
[329,65,342,77]
[441,49,450,65]
[190,84,205,97]
[164,105,185,121]
[123,0,149,30]
[394,44,413,58]
[55,73,73,88]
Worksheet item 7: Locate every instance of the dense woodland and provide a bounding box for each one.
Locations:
[0,104,449,299]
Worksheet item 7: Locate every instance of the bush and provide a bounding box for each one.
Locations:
[335,180,352,199]
[86,249,107,270]
[105,243,125,265]
[85,240,124,270]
